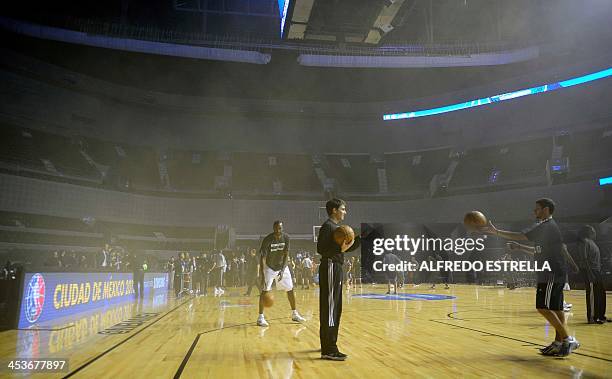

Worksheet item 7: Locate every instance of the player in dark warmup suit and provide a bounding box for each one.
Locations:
[577,225,609,324]
[482,198,580,357]
[243,248,261,296]
[130,251,145,299]
[317,198,360,361]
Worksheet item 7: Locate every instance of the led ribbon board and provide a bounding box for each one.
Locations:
[383,67,612,121]
[600,176,612,186]
[278,0,291,37]
[18,272,169,328]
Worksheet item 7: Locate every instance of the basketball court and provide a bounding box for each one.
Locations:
[1,1,612,378]
[1,285,610,378]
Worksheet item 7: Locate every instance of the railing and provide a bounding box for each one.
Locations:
[37,16,535,57]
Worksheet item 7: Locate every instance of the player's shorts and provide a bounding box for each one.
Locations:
[263,265,293,291]
[536,282,564,310]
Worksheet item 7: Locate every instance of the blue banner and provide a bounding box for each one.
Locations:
[18,272,169,328]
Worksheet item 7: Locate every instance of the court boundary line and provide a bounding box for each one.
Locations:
[173,306,418,378]
[429,319,612,363]
[173,316,294,379]
[16,325,75,331]
[62,297,193,378]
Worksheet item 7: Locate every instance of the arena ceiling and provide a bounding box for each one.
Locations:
[1,0,611,102]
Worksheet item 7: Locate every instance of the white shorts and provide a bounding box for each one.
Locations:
[263,265,293,292]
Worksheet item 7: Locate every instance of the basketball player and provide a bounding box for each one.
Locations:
[243,248,260,296]
[577,225,609,324]
[344,257,353,290]
[482,198,579,357]
[302,253,313,289]
[208,250,226,297]
[383,251,401,294]
[317,198,360,361]
[257,221,306,327]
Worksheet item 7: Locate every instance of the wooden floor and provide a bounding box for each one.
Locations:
[1,284,611,378]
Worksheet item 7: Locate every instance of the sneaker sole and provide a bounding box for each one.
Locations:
[321,355,346,361]
[541,348,560,356]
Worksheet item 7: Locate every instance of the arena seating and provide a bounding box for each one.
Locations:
[1,123,610,199]
[325,154,379,193]
[385,149,451,194]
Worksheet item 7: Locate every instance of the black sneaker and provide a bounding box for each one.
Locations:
[540,342,561,356]
[557,338,580,357]
[336,351,348,358]
[321,352,347,361]
[539,341,560,354]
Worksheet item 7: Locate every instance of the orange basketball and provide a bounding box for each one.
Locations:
[333,225,355,246]
[262,292,274,308]
[463,211,488,230]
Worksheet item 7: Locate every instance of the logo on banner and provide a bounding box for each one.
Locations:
[25,273,46,323]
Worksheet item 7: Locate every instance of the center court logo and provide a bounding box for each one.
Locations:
[353,293,456,301]
[25,273,46,323]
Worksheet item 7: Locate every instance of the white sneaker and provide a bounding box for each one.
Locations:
[257,316,269,327]
[291,312,306,322]
[218,288,225,296]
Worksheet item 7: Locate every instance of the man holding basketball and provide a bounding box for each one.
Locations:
[257,221,306,327]
[481,198,579,357]
[317,198,360,361]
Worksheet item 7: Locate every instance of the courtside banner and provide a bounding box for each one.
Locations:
[18,272,169,328]
[360,223,550,283]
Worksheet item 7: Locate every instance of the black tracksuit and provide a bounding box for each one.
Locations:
[317,219,360,355]
[578,238,606,322]
[130,253,145,298]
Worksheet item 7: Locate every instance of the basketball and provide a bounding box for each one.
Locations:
[262,292,274,308]
[463,210,488,230]
[333,224,355,246]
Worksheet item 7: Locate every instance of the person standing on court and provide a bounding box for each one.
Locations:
[208,250,226,297]
[130,251,145,299]
[317,198,360,361]
[481,198,580,357]
[243,248,261,296]
[577,225,609,324]
[302,253,314,289]
[256,221,306,327]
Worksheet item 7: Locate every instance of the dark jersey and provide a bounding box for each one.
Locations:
[260,232,290,271]
[523,218,567,283]
[316,219,361,265]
